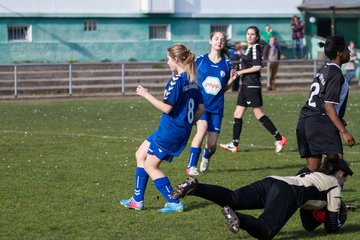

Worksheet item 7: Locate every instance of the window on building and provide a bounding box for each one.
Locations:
[210,24,232,39]
[149,25,170,40]
[8,25,32,42]
[84,20,97,31]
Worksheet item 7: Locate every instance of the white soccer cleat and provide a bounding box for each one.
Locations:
[275,136,287,153]
[186,166,199,176]
[200,157,210,172]
[220,142,239,153]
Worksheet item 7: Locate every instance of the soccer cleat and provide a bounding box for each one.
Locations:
[171,176,199,200]
[220,142,239,153]
[186,166,199,176]
[119,197,144,211]
[344,202,357,211]
[199,157,210,172]
[221,206,240,234]
[158,202,184,213]
[275,136,287,153]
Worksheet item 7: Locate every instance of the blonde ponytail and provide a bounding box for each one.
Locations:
[167,44,197,83]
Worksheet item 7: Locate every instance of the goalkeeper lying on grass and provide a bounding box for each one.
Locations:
[172,154,353,240]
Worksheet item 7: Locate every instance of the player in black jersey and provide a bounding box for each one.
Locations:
[220,26,287,154]
[172,154,353,239]
[296,36,355,173]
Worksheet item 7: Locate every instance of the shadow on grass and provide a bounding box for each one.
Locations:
[184,200,213,211]
[234,145,299,153]
[277,223,360,239]
[213,163,305,173]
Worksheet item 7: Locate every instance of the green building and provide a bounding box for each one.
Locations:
[1,0,358,63]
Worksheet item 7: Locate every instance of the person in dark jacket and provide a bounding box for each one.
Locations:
[263,37,281,90]
[291,15,304,59]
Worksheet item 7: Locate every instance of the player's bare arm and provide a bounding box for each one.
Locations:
[225,69,239,91]
[136,85,173,114]
[236,65,261,76]
[324,102,355,147]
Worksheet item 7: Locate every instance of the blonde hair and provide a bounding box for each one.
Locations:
[167,43,197,83]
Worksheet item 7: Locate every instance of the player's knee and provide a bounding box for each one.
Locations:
[143,160,155,173]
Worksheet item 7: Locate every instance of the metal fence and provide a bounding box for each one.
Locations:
[0,62,170,98]
[0,59,330,98]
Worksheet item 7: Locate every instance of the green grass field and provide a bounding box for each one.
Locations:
[1,92,359,240]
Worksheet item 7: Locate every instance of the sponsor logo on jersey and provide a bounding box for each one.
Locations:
[202,76,221,95]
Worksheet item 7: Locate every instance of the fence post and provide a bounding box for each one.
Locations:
[266,61,270,89]
[121,63,125,95]
[14,65,18,98]
[69,63,72,96]
[313,59,317,77]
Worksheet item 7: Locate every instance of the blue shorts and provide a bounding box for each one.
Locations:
[200,112,223,133]
[146,134,174,163]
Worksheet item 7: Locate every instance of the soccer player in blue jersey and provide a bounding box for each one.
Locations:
[296,36,355,173]
[185,31,238,175]
[220,26,287,154]
[120,43,204,213]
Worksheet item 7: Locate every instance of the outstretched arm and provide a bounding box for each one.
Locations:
[237,66,261,75]
[136,85,173,114]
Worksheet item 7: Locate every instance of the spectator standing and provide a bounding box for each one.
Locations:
[261,24,273,45]
[263,36,281,91]
[291,15,304,59]
[344,41,357,86]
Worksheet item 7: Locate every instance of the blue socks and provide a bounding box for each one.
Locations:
[187,147,201,169]
[154,177,180,203]
[133,167,149,202]
[203,148,215,159]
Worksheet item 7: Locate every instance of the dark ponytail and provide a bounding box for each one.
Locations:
[318,36,346,60]
[319,154,353,176]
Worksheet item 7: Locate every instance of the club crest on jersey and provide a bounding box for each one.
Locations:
[220,70,225,78]
[202,76,221,95]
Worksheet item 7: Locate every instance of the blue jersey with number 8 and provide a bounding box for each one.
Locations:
[151,73,203,156]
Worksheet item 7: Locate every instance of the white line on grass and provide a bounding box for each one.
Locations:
[3,129,360,155]
[1,129,144,141]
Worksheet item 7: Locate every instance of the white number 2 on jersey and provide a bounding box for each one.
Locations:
[187,98,195,124]
[308,82,320,107]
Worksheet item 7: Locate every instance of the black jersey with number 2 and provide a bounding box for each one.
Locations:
[299,63,345,118]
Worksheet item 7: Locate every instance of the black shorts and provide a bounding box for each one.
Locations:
[296,115,343,158]
[237,84,263,107]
